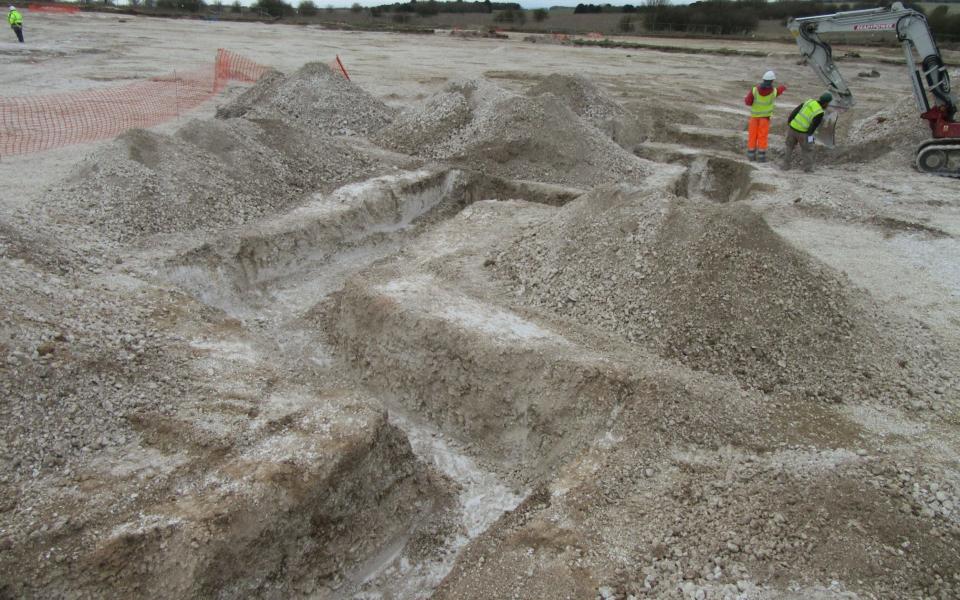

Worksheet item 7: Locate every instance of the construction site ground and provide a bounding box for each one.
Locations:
[1,11,959,600]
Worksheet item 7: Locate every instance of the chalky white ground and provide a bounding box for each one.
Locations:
[1,11,959,600]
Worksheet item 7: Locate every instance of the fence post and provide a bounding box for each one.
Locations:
[174,69,180,120]
[335,55,351,81]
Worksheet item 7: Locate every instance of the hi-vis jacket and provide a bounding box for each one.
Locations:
[789,99,825,133]
[744,83,787,118]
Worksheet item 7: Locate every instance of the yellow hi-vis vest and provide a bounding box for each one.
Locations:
[790,99,824,133]
[8,9,22,26]
[750,87,777,118]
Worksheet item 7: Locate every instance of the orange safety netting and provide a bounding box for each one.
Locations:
[27,4,80,13]
[0,49,269,156]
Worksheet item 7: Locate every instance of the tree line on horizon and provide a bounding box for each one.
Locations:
[573,0,959,38]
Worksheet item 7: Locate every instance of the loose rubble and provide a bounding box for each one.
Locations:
[216,62,394,136]
[527,73,648,147]
[53,119,392,242]
[376,78,654,186]
[493,185,946,406]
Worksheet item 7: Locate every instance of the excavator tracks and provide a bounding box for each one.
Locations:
[915,139,960,178]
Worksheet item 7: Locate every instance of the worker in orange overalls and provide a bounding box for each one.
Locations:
[744,70,787,162]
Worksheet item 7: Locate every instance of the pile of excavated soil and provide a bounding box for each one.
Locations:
[630,95,705,145]
[493,185,941,404]
[527,74,647,148]
[216,62,394,136]
[0,210,226,484]
[436,442,960,600]
[830,95,929,164]
[54,118,384,242]
[372,80,504,156]
[0,253,187,483]
[845,94,929,150]
[376,78,652,186]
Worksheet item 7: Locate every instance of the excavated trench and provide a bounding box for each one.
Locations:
[674,155,757,203]
[153,168,589,597]
[164,169,580,319]
[634,145,774,203]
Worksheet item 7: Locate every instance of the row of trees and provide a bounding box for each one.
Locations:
[573,4,642,14]
[632,0,932,37]
[641,1,757,35]
[254,0,521,19]
[571,0,916,35]
[928,5,960,38]
[375,1,519,14]
[492,6,549,23]
[572,0,924,18]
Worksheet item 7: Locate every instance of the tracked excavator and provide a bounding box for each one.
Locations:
[788,2,960,177]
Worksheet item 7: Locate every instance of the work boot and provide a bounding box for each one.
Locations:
[757,151,767,163]
[746,150,756,161]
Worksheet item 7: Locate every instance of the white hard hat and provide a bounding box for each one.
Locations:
[763,70,776,81]
[9,5,15,9]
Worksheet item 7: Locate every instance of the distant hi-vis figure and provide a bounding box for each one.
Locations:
[744,70,786,163]
[8,5,23,43]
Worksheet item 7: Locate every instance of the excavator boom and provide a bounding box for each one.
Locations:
[787,2,960,177]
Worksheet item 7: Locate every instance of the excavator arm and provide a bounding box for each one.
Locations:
[787,2,960,176]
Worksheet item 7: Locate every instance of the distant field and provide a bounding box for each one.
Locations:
[110,3,960,43]
[302,2,960,37]
[307,10,637,35]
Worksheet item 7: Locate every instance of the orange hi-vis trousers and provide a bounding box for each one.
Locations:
[747,116,771,151]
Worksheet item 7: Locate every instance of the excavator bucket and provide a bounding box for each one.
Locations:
[815,111,841,148]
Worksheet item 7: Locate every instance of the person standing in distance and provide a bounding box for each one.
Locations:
[8,5,23,43]
[744,70,787,162]
[783,92,833,173]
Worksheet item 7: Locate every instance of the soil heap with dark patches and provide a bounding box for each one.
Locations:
[216,62,394,136]
[376,78,652,186]
[54,118,384,242]
[493,185,938,404]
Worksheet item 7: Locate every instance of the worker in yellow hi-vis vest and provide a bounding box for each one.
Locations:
[8,5,23,43]
[783,92,833,173]
[744,70,787,163]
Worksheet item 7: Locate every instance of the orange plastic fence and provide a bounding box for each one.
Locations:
[27,4,81,13]
[0,49,269,157]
